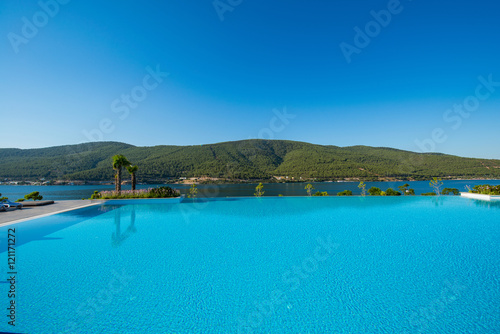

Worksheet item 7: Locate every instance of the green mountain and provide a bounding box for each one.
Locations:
[0,140,499,181]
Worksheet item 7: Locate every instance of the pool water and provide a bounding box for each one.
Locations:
[1,197,499,333]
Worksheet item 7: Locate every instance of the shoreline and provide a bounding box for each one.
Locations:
[2,178,500,186]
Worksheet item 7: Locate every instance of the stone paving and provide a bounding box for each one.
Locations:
[0,200,98,225]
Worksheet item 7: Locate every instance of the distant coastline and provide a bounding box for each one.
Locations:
[2,177,500,186]
[1,140,499,183]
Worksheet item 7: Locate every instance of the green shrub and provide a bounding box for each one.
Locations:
[442,188,460,195]
[313,191,329,196]
[148,186,180,198]
[25,191,43,201]
[98,187,180,199]
[368,187,382,196]
[421,192,437,196]
[470,185,500,195]
[90,191,101,199]
[385,188,401,196]
[15,198,25,202]
[337,190,353,196]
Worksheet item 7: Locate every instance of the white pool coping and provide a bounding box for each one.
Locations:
[460,192,500,201]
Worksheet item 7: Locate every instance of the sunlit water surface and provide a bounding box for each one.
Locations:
[0,196,498,333]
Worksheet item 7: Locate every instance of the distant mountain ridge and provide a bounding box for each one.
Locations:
[0,140,499,181]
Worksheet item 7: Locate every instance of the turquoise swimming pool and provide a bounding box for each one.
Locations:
[1,197,499,333]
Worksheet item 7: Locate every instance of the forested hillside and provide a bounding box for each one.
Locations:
[0,140,499,181]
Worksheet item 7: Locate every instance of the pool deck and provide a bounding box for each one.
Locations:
[0,200,98,225]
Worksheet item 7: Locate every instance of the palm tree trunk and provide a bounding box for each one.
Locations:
[131,173,136,190]
[116,169,122,194]
[115,170,119,192]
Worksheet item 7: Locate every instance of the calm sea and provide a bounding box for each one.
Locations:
[1,180,499,200]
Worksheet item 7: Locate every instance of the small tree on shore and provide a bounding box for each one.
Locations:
[398,183,409,195]
[358,182,366,196]
[188,183,198,198]
[397,183,415,195]
[305,183,314,196]
[254,183,264,197]
[25,191,43,201]
[429,177,444,196]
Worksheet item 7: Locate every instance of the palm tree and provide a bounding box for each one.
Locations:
[112,155,130,194]
[126,165,139,190]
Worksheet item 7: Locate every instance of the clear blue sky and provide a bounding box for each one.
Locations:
[1,0,499,158]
